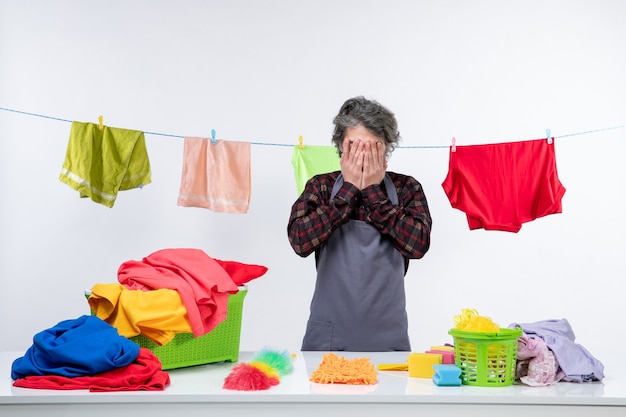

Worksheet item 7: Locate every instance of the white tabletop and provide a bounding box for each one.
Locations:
[1,351,624,416]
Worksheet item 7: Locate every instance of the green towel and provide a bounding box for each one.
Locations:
[291,145,340,195]
[59,121,151,208]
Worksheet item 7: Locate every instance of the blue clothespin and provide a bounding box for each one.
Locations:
[211,129,216,145]
[546,128,552,145]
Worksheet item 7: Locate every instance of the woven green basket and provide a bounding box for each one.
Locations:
[133,287,247,370]
[448,327,522,387]
[88,287,247,370]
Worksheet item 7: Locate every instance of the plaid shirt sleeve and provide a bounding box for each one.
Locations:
[361,172,431,259]
[287,171,431,259]
[287,172,358,257]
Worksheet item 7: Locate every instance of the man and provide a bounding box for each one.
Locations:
[287,96,432,351]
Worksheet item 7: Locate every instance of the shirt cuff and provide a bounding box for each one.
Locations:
[332,182,360,208]
[361,184,388,206]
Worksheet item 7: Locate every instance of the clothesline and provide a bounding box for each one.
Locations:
[1,106,624,149]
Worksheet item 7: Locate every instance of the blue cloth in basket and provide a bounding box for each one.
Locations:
[11,315,139,380]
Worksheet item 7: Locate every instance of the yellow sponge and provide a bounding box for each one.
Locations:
[408,353,442,378]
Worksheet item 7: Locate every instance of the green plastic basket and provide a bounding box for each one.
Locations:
[88,286,247,370]
[448,327,522,387]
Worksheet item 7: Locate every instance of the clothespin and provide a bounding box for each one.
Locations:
[451,137,456,152]
[298,135,303,150]
[211,129,216,145]
[546,128,552,145]
[98,115,104,131]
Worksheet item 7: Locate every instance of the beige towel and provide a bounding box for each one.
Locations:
[178,137,251,213]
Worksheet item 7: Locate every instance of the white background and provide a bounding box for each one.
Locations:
[1,0,624,375]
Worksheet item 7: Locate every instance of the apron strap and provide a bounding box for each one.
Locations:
[331,173,398,205]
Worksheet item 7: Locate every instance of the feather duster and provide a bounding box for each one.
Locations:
[223,348,293,391]
[223,363,275,391]
[250,348,294,376]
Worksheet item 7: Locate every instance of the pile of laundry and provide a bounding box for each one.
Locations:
[87,248,267,346]
[451,309,605,387]
[11,315,169,391]
[509,319,605,386]
[11,248,268,391]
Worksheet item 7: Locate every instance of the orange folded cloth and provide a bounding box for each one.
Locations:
[310,353,378,385]
[178,137,251,213]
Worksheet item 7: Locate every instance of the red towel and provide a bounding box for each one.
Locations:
[118,248,239,337]
[13,348,170,392]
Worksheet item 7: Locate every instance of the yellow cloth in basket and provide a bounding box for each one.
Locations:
[89,283,191,346]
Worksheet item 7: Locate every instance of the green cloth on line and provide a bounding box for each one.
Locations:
[291,145,340,195]
[59,121,151,208]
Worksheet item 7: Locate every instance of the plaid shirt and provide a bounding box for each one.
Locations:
[288,171,431,261]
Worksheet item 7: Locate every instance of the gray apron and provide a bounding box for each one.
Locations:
[301,174,410,351]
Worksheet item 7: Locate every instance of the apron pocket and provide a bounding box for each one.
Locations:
[301,319,333,351]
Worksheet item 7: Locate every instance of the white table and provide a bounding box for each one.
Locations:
[1,351,624,416]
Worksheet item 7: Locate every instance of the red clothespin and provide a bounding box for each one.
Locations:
[451,137,456,152]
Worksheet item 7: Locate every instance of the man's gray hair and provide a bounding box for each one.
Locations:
[331,96,401,158]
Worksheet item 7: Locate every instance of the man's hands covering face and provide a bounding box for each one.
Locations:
[341,138,387,190]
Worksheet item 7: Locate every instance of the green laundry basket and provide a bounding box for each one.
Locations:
[87,286,247,370]
[448,327,522,387]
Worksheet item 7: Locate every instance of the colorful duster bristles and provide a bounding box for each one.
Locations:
[223,348,293,391]
[251,348,294,376]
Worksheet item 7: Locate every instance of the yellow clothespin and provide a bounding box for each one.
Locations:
[298,135,303,150]
[98,115,104,131]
